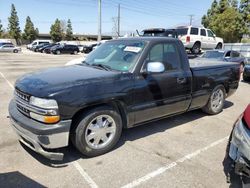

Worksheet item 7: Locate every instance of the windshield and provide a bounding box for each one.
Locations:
[200,51,224,59]
[83,40,146,72]
[143,31,165,36]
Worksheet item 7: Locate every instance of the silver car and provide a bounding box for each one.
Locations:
[0,44,21,53]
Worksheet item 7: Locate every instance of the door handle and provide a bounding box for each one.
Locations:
[177,77,187,84]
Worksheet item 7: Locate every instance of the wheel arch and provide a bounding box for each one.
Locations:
[70,100,128,133]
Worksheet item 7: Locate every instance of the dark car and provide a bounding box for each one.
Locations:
[142,28,178,38]
[199,50,247,72]
[223,104,250,187]
[51,44,79,55]
[8,37,240,160]
[38,43,57,53]
[43,44,58,54]
[82,43,97,53]
[243,59,250,82]
[32,43,51,52]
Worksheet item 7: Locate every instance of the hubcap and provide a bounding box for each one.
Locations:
[85,115,116,149]
[211,89,224,111]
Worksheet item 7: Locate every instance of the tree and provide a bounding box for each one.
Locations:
[8,4,21,44]
[239,0,250,37]
[0,20,3,37]
[50,19,63,42]
[230,0,238,9]
[202,0,219,27]
[209,8,242,42]
[22,16,38,42]
[218,0,230,13]
[65,19,73,40]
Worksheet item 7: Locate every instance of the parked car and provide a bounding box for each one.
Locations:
[142,28,178,38]
[82,43,97,53]
[199,50,247,71]
[243,61,250,82]
[0,44,21,53]
[223,104,250,186]
[43,44,59,54]
[168,26,223,54]
[27,40,51,49]
[9,37,240,160]
[51,44,79,55]
[32,43,51,52]
[38,43,57,53]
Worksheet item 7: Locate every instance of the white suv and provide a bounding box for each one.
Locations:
[174,26,223,54]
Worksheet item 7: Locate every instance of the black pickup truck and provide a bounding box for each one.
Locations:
[9,37,240,160]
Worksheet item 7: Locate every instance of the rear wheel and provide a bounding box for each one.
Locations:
[215,43,222,49]
[240,63,244,73]
[202,85,225,115]
[13,49,18,53]
[191,42,201,54]
[56,50,60,55]
[71,106,122,157]
[73,50,78,55]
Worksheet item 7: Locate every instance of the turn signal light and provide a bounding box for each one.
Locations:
[243,104,250,129]
[44,116,60,124]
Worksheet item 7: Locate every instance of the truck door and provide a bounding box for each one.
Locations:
[133,42,192,124]
[200,29,208,49]
[207,30,217,49]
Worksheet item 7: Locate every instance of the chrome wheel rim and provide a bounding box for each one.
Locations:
[211,89,224,111]
[85,115,116,149]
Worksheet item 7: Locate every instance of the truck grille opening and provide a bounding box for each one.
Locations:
[15,89,30,102]
[15,89,31,117]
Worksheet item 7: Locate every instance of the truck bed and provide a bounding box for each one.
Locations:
[189,59,238,70]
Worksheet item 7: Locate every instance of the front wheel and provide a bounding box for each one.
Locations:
[215,43,222,49]
[13,49,18,53]
[71,106,122,157]
[202,85,225,115]
[73,50,78,55]
[56,50,60,55]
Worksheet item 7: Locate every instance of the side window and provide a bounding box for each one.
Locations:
[190,27,198,35]
[225,51,231,57]
[147,43,181,71]
[231,51,240,58]
[200,29,206,36]
[207,30,214,37]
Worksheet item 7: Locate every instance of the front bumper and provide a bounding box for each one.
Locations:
[9,100,72,160]
[229,118,250,177]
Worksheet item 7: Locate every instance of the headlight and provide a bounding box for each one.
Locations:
[29,96,60,124]
[30,96,58,109]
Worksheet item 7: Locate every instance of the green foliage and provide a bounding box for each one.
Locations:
[210,8,242,42]
[0,20,3,37]
[202,0,249,42]
[8,4,21,42]
[50,19,63,42]
[65,19,73,41]
[22,16,38,42]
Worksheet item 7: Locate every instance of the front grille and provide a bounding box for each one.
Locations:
[15,89,31,117]
[15,89,30,102]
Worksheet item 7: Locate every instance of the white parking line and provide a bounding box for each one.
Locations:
[0,71,99,188]
[0,71,14,89]
[121,136,228,188]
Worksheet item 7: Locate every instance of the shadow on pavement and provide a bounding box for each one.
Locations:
[20,100,234,167]
[0,171,45,188]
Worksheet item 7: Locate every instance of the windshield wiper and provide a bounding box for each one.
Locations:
[91,63,112,71]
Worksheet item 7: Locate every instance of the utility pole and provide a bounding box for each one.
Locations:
[189,14,194,26]
[98,0,102,41]
[118,4,120,37]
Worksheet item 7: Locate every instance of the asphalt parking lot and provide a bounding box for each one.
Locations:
[0,50,249,188]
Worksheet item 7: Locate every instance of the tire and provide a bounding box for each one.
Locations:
[13,49,18,53]
[240,63,244,73]
[71,106,122,157]
[202,85,226,115]
[73,50,78,55]
[215,43,222,49]
[191,42,201,54]
[56,50,60,55]
[243,75,249,82]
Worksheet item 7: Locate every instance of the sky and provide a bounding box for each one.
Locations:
[0,0,214,35]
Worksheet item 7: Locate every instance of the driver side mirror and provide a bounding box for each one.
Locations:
[146,62,165,73]
[213,34,216,38]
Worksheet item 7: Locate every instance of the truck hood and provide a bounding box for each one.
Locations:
[15,64,120,97]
